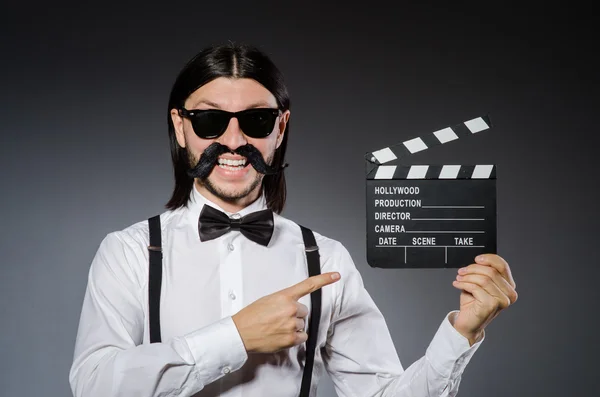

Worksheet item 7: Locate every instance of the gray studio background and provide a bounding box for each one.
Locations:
[1,3,598,397]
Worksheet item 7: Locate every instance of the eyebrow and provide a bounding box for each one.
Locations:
[189,99,275,109]
[190,99,223,109]
[245,101,274,109]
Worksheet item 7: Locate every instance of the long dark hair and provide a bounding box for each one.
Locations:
[165,43,290,214]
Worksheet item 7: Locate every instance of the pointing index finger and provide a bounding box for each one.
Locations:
[283,272,341,300]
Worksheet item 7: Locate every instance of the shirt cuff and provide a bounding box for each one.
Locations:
[184,316,248,383]
[425,310,485,381]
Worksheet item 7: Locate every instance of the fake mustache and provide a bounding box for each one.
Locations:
[187,142,287,180]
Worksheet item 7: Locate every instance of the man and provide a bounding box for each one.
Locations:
[69,43,517,397]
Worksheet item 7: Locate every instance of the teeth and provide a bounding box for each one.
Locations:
[218,158,246,166]
[219,164,244,171]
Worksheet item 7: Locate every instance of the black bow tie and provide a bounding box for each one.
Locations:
[198,205,274,246]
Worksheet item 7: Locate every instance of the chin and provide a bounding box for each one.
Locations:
[202,177,262,202]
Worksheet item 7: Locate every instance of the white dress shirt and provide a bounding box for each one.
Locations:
[69,185,483,397]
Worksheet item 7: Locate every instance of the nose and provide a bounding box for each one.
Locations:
[217,117,247,150]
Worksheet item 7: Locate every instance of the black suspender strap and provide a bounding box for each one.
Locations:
[299,225,321,397]
[148,215,163,343]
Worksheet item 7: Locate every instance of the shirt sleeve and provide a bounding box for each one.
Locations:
[69,232,248,397]
[322,243,484,397]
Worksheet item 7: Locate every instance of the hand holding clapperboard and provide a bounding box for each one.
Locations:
[364,115,518,344]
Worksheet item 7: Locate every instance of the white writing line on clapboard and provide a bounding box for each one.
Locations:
[404,231,485,234]
[413,218,485,221]
[376,245,486,248]
[421,205,485,209]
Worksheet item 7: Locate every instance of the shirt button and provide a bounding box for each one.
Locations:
[227,243,235,251]
[229,291,237,300]
[222,366,231,374]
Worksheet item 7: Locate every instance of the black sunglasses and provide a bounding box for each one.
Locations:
[178,107,280,139]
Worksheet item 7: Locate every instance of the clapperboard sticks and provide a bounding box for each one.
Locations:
[365,115,495,179]
[365,115,497,269]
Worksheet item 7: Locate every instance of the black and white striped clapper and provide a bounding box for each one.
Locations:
[365,115,497,269]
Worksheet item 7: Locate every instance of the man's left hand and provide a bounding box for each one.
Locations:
[452,254,518,345]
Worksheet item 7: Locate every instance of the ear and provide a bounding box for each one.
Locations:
[170,108,186,148]
[275,109,290,149]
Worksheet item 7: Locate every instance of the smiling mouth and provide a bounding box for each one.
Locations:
[217,157,248,171]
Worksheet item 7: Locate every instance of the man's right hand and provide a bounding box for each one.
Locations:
[231,272,341,354]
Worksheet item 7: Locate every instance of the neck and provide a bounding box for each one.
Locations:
[194,180,262,213]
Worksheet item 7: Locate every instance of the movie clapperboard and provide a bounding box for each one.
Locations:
[365,115,497,269]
